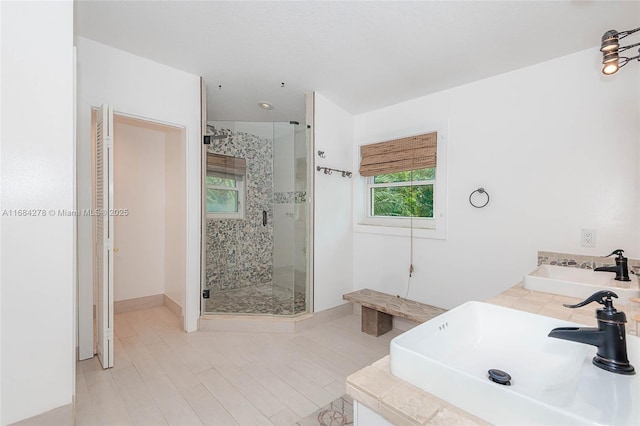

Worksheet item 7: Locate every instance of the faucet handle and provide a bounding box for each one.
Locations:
[563,290,618,309]
[602,249,625,258]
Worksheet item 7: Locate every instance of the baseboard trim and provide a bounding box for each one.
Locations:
[163,294,183,321]
[294,302,353,332]
[199,302,353,333]
[10,403,73,425]
[114,294,164,314]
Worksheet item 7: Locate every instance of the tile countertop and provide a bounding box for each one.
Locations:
[345,283,604,426]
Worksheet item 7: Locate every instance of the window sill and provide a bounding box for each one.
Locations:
[354,222,447,239]
[206,214,244,220]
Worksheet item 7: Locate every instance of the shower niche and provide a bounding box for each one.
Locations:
[202,121,311,316]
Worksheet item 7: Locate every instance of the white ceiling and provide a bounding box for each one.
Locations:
[75,1,640,124]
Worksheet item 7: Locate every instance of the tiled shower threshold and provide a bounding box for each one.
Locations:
[204,284,307,316]
[199,303,354,333]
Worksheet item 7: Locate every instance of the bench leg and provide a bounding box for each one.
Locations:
[361,306,393,336]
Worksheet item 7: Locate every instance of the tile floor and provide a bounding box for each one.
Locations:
[76,305,402,425]
[296,395,353,426]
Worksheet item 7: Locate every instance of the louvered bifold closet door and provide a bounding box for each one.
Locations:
[95,104,114,369]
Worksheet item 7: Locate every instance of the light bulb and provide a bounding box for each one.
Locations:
[603,62,619,75]
[600,30,620,52]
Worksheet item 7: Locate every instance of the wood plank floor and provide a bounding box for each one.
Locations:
[76,306,404,425]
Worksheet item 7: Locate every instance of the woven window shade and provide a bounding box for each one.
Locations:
[359,132,437,177]
[207,153,246,177]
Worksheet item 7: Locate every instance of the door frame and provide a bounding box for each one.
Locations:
[79,107,200,360]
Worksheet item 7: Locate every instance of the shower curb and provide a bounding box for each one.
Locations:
[198,302,352,333]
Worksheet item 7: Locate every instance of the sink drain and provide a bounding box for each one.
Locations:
[488,369,511,386]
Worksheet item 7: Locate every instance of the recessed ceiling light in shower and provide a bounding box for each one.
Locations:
[258,101,274,110]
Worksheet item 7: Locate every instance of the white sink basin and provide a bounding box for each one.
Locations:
[390,301,640,425]
[524,264,640,304]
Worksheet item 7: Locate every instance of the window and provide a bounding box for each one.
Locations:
[206,153,246,219]
[357,129,447,238]
[368,168,435,219]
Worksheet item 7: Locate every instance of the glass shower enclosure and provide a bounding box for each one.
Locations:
[202,121,311,316]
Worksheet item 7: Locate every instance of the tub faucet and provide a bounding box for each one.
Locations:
[593,249,630,282]
[548,290,635,375]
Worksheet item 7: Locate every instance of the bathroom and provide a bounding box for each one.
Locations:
[2,1,640,425]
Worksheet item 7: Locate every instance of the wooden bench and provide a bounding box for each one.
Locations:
[343,288,446,336]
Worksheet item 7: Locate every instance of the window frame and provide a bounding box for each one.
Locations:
[205,173,245,219]
[355,125,448,240]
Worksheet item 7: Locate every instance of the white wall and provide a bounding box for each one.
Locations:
[1,2,4,421]
[165,128,186,309]
[313,93,354,311]
[1,0,3,418]
[114,117,167,301]
[112,116,185,308]
[0,1,75,423]
[76,36,201,360]
[353,47,640,310]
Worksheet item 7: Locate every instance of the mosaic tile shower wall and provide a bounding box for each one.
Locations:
[205,125,274,293]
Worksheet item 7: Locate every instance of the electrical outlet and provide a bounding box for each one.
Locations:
[581,229,596,247]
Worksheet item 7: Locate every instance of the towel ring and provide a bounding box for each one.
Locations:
[469,187,490,208]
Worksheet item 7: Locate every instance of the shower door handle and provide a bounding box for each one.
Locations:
[262,210,267,226]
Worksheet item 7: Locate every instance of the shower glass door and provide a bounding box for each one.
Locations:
[202,121,310,316]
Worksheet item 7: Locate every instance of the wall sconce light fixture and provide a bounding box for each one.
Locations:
[600,27,640,75]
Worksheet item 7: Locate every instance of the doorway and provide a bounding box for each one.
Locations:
[91,111,187,366]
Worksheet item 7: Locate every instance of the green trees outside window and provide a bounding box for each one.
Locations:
[371,168,434,218]
[206,175,243,217]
